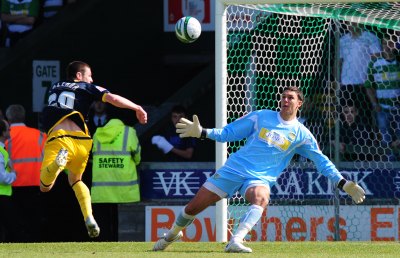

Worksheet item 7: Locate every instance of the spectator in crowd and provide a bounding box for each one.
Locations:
[91,117,141,241]
[330,102,377,161]
[5,104,47,242]
[365,36,400,161]
[153,86,365,253]
[339,21,381,123]
[87,100,109,137]
[0,119,17,242]
[0,0,40,47]
[151,105,196,161]
[39,60,147,238]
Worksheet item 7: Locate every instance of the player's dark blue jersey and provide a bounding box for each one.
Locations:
[41,81,109,133]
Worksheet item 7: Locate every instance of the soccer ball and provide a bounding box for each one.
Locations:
[175,16,201,43]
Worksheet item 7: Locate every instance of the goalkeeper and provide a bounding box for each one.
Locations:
[153,86,365,253]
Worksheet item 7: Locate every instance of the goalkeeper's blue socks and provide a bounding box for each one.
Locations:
[166,206,195,240]
[232,204,264,242]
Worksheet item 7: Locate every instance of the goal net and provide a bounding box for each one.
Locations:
[215,0,400,242]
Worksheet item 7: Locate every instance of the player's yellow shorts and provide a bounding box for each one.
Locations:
[40,129,93,186]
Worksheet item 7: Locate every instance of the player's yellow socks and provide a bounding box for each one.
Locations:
[71,180,92,221]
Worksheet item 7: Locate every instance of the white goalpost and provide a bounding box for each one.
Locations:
[215,0,228,243]
[215,0,400,243]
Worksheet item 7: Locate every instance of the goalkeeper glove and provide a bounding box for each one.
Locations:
[176,115,205,139]
[339,179,365,204]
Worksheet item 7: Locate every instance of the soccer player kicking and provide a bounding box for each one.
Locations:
[153,86,365,253]
[40,61,147,238]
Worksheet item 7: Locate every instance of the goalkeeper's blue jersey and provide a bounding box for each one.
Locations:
[207,109,343,186]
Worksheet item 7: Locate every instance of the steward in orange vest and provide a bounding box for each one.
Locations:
[5,105,46,186]
[4,104,47,242]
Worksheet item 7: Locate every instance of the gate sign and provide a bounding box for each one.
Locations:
[32,60,60,112]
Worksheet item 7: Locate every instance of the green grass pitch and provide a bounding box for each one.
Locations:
[0,241,399,257]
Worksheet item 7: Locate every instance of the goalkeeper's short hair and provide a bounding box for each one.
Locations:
[283,86,304,102]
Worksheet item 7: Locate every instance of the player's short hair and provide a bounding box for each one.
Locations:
[67,61,90,81]
[0,119,8,135]
[282,86,304,102]
[6,104,25,123]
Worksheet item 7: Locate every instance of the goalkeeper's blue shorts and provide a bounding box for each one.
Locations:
[204,166,270,198]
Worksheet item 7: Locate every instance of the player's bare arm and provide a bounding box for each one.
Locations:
[103,92,147,124]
